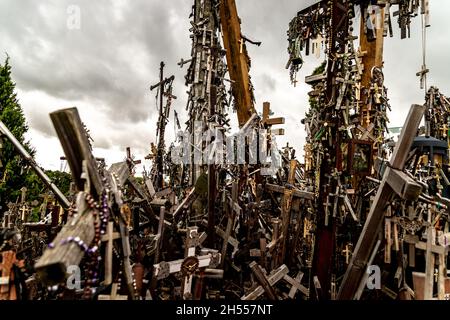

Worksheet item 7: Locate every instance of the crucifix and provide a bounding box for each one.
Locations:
[356,123,377,142]
[149,61,176,190]
[152,226,221,300]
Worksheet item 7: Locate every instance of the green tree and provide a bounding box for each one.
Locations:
[0,55,33,211]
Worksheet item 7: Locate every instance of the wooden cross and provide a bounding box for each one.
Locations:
[154,206,166,264]
[342,244,353,265]
[98,283,128,300]
[220,181,240,267]
[328,172,358,222]
[282,142,293,154]
[277,159,297,266]
[338,104,425,299]
[335,70,352,110]
[265,183,314,200]
[241,263,307,300]
[126,147,141,174]
[18,205,29,222]
[101,221,120,286]
[416,64,429,90]
[153,227,221,300]
[262,102,285,135]
[286,271,305,298]
[211,224,239,258]
[323,193,332,227]
[410,223,448,299]
[356,123,377,142]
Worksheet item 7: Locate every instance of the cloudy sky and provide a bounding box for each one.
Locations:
[0,0,448,173]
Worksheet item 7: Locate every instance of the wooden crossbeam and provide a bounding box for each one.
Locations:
[219,0,256,127]
[49,107,103,198]
[265,183,314,200]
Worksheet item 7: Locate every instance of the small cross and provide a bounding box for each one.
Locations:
[416,65,429,90]
[19,205,29,222]
[342,244,352,264]
[239,38,244,54]
[125,147,142,174]
[177,58,192,68]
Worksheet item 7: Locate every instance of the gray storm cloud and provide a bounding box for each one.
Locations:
[0,0,449,168]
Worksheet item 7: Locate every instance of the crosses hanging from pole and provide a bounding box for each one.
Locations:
[149,61,177,190]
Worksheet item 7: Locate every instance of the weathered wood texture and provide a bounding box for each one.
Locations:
[35,107,102,285]
[34,193,95,285]
[338,104,425,299]
[219,0,255,126]
[50,107,103,197]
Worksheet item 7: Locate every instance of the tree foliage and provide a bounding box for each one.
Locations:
[0,55,33,210]
[0,56,72,212]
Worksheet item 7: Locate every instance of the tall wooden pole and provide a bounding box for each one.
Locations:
[359,5,385,129]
